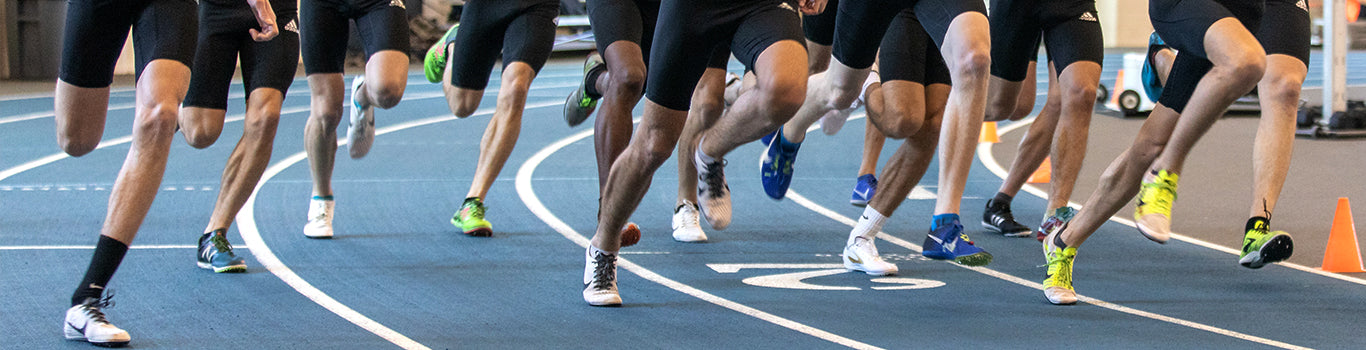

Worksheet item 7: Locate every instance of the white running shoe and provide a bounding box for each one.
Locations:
[64,297,130,347]
[672,202,708,242]
[843,237,898,276]
[583,247,622,306]
[694,150,731,230]
[304,198,334,239]
[347,76,376,159]
[722,72,743,106]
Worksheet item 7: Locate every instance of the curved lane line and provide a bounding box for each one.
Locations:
[514,120,883,350]
[777,115,1308,349]
[238,100,563,350]
[979,119,1366,286]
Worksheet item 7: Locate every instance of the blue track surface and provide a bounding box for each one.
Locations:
[4,52,1366,349]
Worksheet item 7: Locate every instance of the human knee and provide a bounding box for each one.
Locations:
[370,83,404,109]
[986,97,1017,121]
[182,123,221,149]
[136,101,180,139]
[310,105,344,129]
[1062,82,1098,107]
[610,64,647,95]
[58,133,98,157]
[952,44,992,81]
[761,77,807,118]
[1224,55,1266,89]
[1259,73,1303,106]
[246,109,281,137]
[881,103,925,139]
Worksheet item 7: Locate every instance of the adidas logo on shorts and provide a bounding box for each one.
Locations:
[1078,12,1098,22]
[390,0,405,9]
[1296,0,1308,12]
[283,19,299,34]
[779,2,796,13]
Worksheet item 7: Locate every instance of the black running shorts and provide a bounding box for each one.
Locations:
[830,0,987,70]
[59,0,197,88]
[879,10,950,86]
[645,0,804,111]
[185,0,301,109]
[447,0,559,90]
[588,0,661,66]
[802,0,839,46]
[301,0,410,75]
[1259,0,1311,66]
[1152,0,1262,113]
[989,0,1103,82]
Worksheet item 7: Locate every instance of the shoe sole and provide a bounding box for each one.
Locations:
[197,262,247,273]
[564,85,592,127]
[955,252,993,267]
[981,220,1032,237]
[843,261,897,276]
[347,121,374,159]
[451,217,493,237]
[1240,234,1294,269]
[587,300,622,307]
[304,233,334,239]
[851,199,868,207]
[1134,221,1170,244]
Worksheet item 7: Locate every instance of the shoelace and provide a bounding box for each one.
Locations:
[464,201,486,219]
[677,204,700,227]
[210,235,235,255]
[591,253,617,290]
[82,291,117,324]
[311,202,330,221]
[1141,180,1176,214]
[700,160,728,198]
[1046,249,1075,288]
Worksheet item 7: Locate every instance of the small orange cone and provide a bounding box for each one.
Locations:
[1027,157,1052,184]
[980,121,1000,143]
[1321,197,1365,273]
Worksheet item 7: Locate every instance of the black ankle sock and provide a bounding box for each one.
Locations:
[1246,216,1270,231]
[584,66,605,98]
[1052,232,1069,249]
[71,235,129,306]
[992,192,1013,206]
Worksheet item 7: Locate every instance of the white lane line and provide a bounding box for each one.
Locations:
[0,105,311,183]
[514,121,883,350]
[980,119,1366,286]
[0,244,243,250]
[237,100,564,350]
[0,103,136,125]
[785,191,1308,350]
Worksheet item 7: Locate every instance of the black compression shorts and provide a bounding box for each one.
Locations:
[802,0,838,46]
[447,0,559,90]
[879,10,950,86]
[185,0,301,109]
[645,0,804,111]
[1259,0,1311,66]
[301,0,410,75]
[1152,0,1262,113]
[59,0,197,88]
[830,0,987,70]
[989,0,1103,82]
[588,0,661,66]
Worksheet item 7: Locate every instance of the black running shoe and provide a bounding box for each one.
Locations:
[982,199,1031,237]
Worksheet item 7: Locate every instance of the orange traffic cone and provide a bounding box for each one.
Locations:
[1027,157,1052,184]
[1321,197,1365,273]
[980,121,1000,143]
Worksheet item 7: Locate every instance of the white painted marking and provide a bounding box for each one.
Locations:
[238,100,564,350]
[516,120,883,350]
[0,244,243,250]
[868,278,945,290]
[787,190,1308,349]
[0,104,136,125]
[743,269,858,291]
[980,119,1366,287]
[907,186,936,200]
[709,263,846,273]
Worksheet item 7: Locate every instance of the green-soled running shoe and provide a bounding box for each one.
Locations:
[1134,169,1178,244]
[423,24,460,83]
[564,53,605,127]
[452,197,492,237]
[1240,221,1294,269]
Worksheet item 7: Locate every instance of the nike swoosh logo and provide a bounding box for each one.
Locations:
[69,322,86,334]
[847,254,863,264]
[855,187,871,199]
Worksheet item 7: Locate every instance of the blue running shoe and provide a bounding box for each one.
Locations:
[760,129,800,200]
[922,220,993,266]
[850,174,877,207]
[197,230,246,273]
[1140,32,1169,101]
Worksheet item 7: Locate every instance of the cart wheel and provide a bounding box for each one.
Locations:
[1096,84,1109,103]
[1119,90,1141,116]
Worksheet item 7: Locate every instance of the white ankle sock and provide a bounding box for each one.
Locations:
[849,206,888,245]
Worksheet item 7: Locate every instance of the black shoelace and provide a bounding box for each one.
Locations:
[699,159,728,198]
[82,291,116,323]
[591,252,617,290]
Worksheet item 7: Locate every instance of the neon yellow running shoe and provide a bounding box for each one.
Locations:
[1240,220,1294,269]
[1042,231,1078,305]
[564,53,605,127]
[451,197,492,237]
[1134,169,1178,244]
[423,24,460,83]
